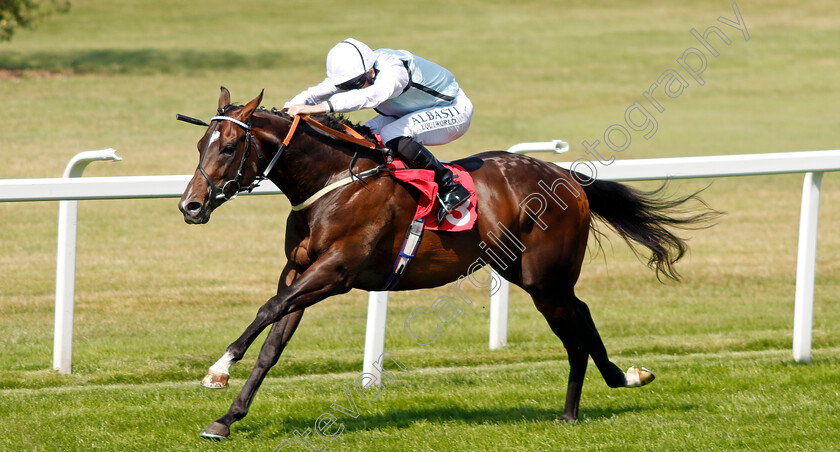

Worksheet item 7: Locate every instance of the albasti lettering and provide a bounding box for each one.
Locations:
[410,106,462,125]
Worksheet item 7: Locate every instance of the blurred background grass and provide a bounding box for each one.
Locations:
[1,0,839,450]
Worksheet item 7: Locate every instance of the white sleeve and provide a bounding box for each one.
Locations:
[327,58,409,114]
[283,79,339,108]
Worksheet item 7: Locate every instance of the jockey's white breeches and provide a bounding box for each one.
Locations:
[364,89,473,146]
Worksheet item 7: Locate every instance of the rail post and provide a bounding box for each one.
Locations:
[362,291,389,386]
[792,171,823,363]
[489,274,509,349]
[53,149,121,374]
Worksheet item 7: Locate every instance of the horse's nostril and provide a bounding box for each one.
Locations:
[186,201,202,214]
[179,198,203,215]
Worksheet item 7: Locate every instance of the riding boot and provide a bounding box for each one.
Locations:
[387,137,471,224]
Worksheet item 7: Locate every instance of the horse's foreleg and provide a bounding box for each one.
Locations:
[221,258,349,366]
[201,266,302,389]
[201,310,304,439]
[199,256,352,438]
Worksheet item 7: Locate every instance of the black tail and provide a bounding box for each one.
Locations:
[581,179,720,281]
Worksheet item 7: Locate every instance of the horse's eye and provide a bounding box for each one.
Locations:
[220,144,236,155]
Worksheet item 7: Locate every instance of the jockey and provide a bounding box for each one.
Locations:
[285,38,473,224]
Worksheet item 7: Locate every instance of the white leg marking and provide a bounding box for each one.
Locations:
[625,366,655,388]
[209,351,234,375]
[625,368,642,387]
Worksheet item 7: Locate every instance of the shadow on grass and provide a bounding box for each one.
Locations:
[0,48,298,75]
[234,402,697,440]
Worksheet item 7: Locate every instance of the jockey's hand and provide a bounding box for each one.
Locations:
[286,103,327,117]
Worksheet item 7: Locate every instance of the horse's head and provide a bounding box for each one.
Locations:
[179,87,265,224]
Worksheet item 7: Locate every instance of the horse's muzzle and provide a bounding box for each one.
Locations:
[179,197,213,224]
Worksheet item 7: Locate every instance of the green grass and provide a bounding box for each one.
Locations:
[3,349,839,451]
[2,0,839,450]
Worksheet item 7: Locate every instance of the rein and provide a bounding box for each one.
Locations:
[260,114,380,187]
[299,115,376,150]
[286,115,386,210]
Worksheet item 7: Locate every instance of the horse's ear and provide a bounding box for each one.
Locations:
[218,86,231,110]
[240,89,264,120]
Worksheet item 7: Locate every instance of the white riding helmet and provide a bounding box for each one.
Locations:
[325,38,375,85]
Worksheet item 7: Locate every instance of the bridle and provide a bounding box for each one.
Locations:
[178,110,296,202]
[200,114,264,201]
[177,108,384,206]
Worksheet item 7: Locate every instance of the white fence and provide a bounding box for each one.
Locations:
[0,148,837,376]
[272,149,840,375]
[0,142,566,375]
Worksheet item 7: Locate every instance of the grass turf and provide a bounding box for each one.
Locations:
[1,0,839,450]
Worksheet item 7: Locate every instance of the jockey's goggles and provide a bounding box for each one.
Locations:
[335,72,369,91]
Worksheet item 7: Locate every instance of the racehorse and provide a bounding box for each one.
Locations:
[178,87,715,439]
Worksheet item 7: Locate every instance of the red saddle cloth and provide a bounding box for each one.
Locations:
[386,159,478,232]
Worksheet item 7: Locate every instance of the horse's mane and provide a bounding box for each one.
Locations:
[219,104,377,144]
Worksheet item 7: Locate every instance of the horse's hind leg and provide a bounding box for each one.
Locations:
[571,295,632,388]
[555,304,590,422]
[573,297,655,389]
[533,292,654,422]
[532,294,591,422]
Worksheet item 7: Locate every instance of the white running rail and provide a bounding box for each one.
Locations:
[0,146,836,376]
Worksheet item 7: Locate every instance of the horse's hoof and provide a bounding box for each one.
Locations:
[625,366,655,388]
[556,414,577,424]
[200,370,229,389]
[200,421,230,440]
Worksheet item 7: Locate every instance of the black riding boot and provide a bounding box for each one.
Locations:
[387,137,471,224]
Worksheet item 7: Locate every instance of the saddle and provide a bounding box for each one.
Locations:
[385,158,478,232]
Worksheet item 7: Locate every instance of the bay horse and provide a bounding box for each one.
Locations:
[178,87,714,439]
